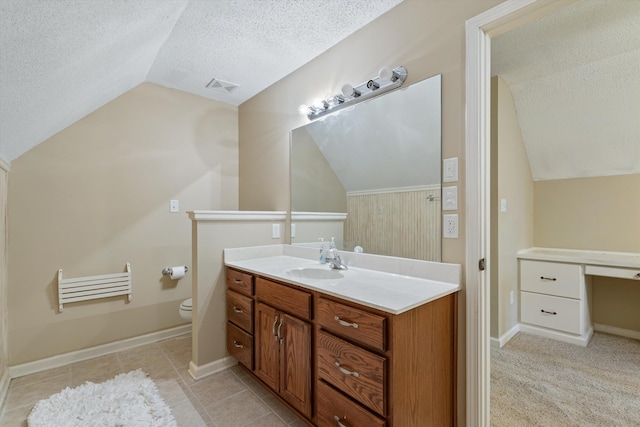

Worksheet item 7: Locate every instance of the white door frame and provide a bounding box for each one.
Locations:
[464,0,577,425]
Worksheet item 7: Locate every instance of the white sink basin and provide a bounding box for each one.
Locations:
[285,267,345,280]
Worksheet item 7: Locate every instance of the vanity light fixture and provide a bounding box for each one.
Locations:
[299,65,408,120]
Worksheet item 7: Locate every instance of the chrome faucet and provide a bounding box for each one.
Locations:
[326,248,348,270]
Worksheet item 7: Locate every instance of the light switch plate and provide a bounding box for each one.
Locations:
[443,186,458,211]
[272,224,280,239]
[500,198,507,212]
[443,157,458,182]
[170,200,179,213]
[291,223,296,238]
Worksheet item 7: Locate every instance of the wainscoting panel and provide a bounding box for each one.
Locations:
[345,188,441,261]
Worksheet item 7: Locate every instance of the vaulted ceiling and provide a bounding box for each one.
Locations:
[0,0,402,162]
[2,0,638,182]
[492,0,640,181]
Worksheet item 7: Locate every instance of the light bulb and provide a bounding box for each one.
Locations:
[298,104,310,115]
[341,83,360,98]
[379,66,394,81]
[312,98,325,109]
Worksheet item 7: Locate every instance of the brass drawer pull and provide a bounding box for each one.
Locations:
[540,309,557,315]
[335,361,360,377]
[232,306,243,314]
[540,276,557,281]
[333,415,348,427]
[334,316,359,329]
[233,279,243,284]
[233,340,244,349]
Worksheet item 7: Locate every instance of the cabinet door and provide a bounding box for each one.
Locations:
[280,313,313,418]
[254,303,279,391]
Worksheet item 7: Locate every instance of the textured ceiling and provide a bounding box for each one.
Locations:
[492,0,640,181]
[0,0,402,162]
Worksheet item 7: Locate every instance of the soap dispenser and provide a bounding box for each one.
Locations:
[329,237,336,251]
[318,238,326,264]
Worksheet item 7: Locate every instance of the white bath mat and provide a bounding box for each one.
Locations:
[27,369,177,427]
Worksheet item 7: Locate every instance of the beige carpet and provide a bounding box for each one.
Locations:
[491,332,640,426]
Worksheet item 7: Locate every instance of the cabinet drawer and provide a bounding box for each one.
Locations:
[226,322,253,369]
[317,297,386,352]
[255,277,311,320]
[317,380,386,427]
[226,290,253,333]
[521,291,582,334]
[317,331,386,416]
[585,264,640,280]
[520,260,582,299]
[226,268,253,296]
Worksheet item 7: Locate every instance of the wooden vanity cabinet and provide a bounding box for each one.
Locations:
[316,294,457,427]
[254,278,313,419]
[225,269,254,370]
[225,267,457,427]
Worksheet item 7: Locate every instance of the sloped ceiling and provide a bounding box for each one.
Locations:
[0,0,402,163]
[491,0,640,181]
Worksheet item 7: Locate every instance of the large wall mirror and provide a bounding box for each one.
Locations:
[290,74,442,261]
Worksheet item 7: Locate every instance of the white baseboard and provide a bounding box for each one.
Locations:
[519,323,593,347]
[188,356,237,380]
[491,324,520,348]
[8,324,191,379]
[594,323,640,341]
[0,369,10,415]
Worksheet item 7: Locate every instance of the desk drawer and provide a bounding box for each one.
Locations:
[585,265,640,280]
[521,291,582,334]
[317,331,386,416]
[520,260,582,299]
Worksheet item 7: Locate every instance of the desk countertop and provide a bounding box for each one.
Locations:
[517,247,640,269]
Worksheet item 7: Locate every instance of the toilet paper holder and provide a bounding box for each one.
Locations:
[162,266,189,275]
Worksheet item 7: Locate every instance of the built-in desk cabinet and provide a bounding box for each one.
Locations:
[518,248,640,346]
[225,266,458,427]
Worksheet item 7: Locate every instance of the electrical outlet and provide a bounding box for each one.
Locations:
[443,214,458,238]
[443,186,458,211]
[170,199,179,213]
[291,223,296,238]
[500,198,507,213]
[272,224,280,239]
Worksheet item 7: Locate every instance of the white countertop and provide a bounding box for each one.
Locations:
[517,247,640,269]
[224,245,461,315]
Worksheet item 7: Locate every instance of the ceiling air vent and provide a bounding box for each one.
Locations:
[205,78,239,93]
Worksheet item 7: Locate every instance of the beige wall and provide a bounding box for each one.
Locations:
[290,127,346,212]
[7,83,239,365]
[238,0,504,420]
[534,174,640,331]
[1,160,9,386]
[491,77,534,339]
[190,218,285,370]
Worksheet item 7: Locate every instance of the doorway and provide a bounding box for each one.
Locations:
[464,1,577,425]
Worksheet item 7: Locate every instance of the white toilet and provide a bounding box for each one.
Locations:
[179,298,192,321]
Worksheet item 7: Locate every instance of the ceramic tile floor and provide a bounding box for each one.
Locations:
[0,334,306,427]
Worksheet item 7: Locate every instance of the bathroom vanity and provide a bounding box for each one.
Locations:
[224,245,461,427]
